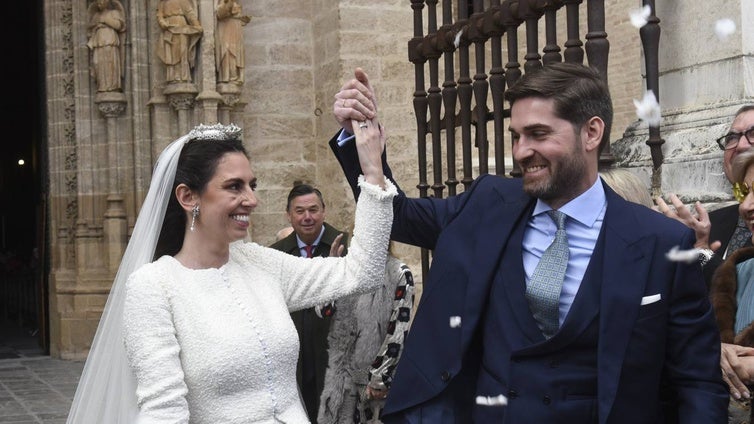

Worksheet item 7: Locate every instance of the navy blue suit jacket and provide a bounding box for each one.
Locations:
[330,134,727,423]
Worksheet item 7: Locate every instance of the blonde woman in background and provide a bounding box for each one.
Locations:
[599,167,653,208]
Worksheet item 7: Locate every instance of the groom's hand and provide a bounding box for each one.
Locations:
[334,67,378,134]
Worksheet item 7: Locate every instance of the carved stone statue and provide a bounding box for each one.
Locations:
[215,0,251,85]
[156,0,203,83]
[87,0,126,93]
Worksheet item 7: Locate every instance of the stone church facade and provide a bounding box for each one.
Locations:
[43,0,753,358]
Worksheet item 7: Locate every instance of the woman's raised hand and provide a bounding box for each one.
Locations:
[352,118,385,189]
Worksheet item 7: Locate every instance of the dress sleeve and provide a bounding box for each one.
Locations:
[123,267,190,423]
[368,262,415,390]
[270,176,397,311]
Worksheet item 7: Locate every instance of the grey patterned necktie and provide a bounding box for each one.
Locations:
[726,216,752,258]
[526,210,569,339]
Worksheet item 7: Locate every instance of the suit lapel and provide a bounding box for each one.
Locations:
[596,188,656,423]
[474,186,542,345]
[710,204,739,255]
[275,233,300,255]
[318,222,348,257]
[498,217,547,345]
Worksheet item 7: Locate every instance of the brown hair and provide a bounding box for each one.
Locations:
[504,62,613,154]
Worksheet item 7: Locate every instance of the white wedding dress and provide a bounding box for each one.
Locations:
[122,178,396,423]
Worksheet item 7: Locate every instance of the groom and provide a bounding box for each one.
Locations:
[328,64,727,423]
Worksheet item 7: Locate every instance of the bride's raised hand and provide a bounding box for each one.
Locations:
[352,118,385,188]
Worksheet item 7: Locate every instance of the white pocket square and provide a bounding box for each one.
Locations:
[640,294,661,306]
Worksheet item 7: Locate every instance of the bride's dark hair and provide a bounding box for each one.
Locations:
[154,137,249,259]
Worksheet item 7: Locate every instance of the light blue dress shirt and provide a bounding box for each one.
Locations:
[522,178,607,325]
[337,129,354,146]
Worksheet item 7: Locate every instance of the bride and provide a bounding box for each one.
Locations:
[66,119,394,423]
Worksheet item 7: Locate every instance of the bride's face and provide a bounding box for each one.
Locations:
[194,152,257,245]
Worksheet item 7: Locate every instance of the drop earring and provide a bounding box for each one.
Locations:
[190,204,200,231]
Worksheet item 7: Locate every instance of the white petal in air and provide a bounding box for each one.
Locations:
[665,246,701,264]
[476,394,508,406]
[629,5,651,29]
[633,91,662,127]
[715,18,736,40]
[454,29,464,49]
[449,316,462,328]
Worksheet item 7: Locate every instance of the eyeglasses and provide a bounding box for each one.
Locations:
[716,126,754,150]
[733,181,752,202]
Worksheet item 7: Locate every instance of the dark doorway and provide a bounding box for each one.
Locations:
[0,0,47,358]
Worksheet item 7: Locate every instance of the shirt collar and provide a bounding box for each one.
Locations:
[296,225,326,249]
[531,177,606,227]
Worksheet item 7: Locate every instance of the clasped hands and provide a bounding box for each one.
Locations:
[334,68,386,189]
[722,342,754,400]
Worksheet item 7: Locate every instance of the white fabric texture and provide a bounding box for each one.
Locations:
[122,176,396,424]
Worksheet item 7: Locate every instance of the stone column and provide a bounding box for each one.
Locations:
[197,89,223,124]
[95,92,128,274]
[164,82,199,134]
[196,0,222,124]
[217,82,242,124]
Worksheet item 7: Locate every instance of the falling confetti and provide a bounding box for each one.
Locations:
[715,18,736,40]
[449,316,462,328]
[665,245,703,264]
[633,90,662,127]
[476,394,508,406]
[629,5,651,29]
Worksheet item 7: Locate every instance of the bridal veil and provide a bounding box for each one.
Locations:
[67,124,239,423]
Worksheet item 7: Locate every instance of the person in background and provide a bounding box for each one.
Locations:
[318,239,415,424]
[599,167,653,208]
[658,105,754,285]
[270,183,348,422]
[66,122,395,423]
[711,149,754,424]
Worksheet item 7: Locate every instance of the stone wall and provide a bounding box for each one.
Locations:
[243,0,419,276]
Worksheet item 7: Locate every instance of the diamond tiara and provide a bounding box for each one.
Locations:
[187,123,243,142]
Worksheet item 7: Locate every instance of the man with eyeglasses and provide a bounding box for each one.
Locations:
[658,105,754,288]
